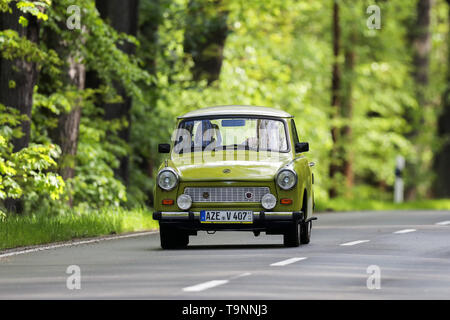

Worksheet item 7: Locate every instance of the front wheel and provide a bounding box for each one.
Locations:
[300,220,312,244]
[283,221,301,247]
[160,225,189,249]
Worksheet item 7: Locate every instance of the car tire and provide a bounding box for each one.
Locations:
[283,221,301,247]
[300,220,312,244]
[160,225,189,249]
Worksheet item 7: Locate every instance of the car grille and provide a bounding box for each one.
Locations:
[184,187,270,203]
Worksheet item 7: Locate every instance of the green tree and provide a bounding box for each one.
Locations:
[434,0,450,197]
[184,0,230,84]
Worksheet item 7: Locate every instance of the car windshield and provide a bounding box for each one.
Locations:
[173,117,288,154]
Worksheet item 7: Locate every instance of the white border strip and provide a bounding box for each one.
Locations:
[0,231,158,259]
[340,240,370,246]
[183,272,251,292]
[270,257,307,266]
[229,272,252,279]
[393,229,416,234]
[183,280,229,292]
[436,221,450,226]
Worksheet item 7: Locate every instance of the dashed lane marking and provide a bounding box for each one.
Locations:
[340,240,370,246]
[183,280,229,292]
[393,229,417,234]
[270,257,308,266]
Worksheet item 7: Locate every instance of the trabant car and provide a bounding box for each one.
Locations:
[153,106,316,249]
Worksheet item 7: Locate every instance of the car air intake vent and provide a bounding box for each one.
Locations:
[184,187,271,203]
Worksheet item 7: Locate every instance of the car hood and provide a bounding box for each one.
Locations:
[169,152,292,182]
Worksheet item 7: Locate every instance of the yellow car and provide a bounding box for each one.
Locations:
[153,106,316,249]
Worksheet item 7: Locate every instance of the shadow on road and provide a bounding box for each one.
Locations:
[149,244,284,251]
[185,243,284,250]
[147,243,284,251]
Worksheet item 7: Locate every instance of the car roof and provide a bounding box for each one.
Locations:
[178,105,293,119]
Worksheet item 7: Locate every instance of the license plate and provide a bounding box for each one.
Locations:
[200,210,253,224]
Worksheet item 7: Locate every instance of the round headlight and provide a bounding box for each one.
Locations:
[276,169,297,190]
[177,194,192,210]
[157,169,178,191]
[261,193,277,210]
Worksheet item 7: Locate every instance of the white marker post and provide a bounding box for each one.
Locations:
[394,156,405,203]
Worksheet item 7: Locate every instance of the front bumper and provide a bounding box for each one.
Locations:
[153,211,302,221]
[152,211,308,234]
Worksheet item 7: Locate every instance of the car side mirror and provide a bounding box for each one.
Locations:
[295,142,309,153]
[158,143,171,153]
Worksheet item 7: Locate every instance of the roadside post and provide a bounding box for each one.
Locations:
[394,155,405,203]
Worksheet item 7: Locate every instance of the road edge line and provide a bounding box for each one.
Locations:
[0,230,159,259]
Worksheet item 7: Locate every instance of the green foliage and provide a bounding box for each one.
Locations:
[0,104,65,203]
[69,98,128,208]
[0,29,61,72]
[1,0,148,212]
[0,0,59,74]
[1,0,449,228]
[131,0,418,204]
[43,0,151,100]
[30,88,129,210]
[0,0,51,18]
[16,0,51,21]
[25,0,152,210]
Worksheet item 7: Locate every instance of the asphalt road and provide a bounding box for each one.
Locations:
[0,210,449,299]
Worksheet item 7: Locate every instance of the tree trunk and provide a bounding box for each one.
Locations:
[139,0,160,76]
[58,58,85,182]
[433,0,450,197]
[406,0,432,200]
[41,13,87,207]
[412,0,432,106]
[341,32,356,194]
[0,5,39,214]
[96,0,140,186]
[329,0,341,198]
[0,7,38,152]
[184,0,229,84]
[138,0,161,207]
[329,1,356,198]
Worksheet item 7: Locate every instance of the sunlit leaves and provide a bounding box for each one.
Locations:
[0,104,65,201]
[16,0,50,21]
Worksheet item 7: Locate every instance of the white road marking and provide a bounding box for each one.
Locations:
[183,272,251,292]
[340,240,370,246]
[393,229,416,234]
[183,280,229,292]
[270,257,307,266]
[229,272,252,279]
[435,221,450,226]
[0,231,158,260]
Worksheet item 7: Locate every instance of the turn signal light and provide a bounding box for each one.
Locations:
[280,198,293,205]
[162,199,174,205]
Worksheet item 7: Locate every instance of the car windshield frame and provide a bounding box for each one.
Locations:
[173,115,292,154]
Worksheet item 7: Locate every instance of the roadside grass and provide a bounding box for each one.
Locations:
[0,207,158,251]
[315,198,450,212]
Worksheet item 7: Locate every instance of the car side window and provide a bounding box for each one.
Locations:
[291,119,300,145]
